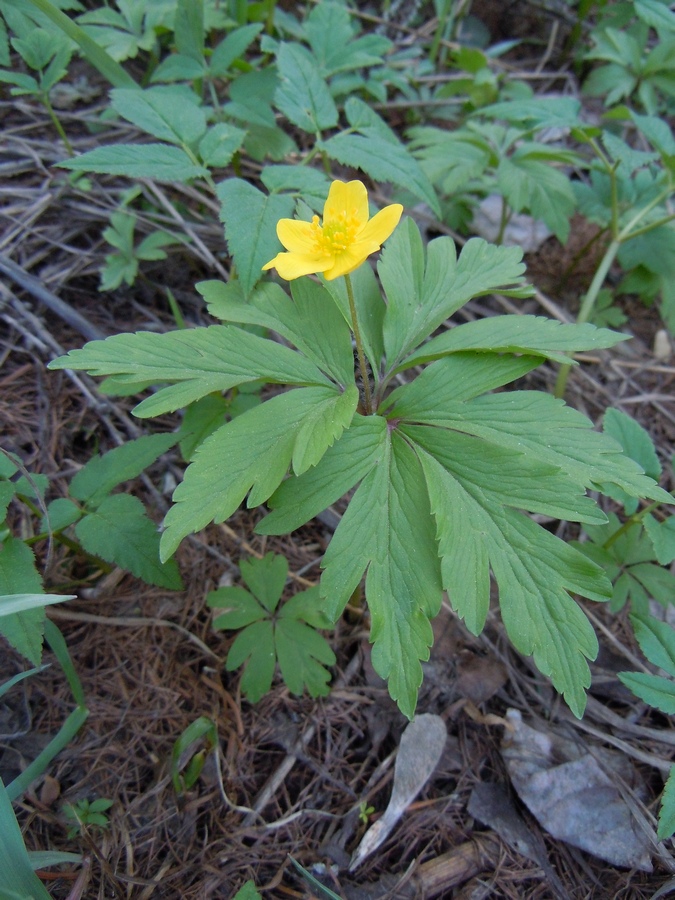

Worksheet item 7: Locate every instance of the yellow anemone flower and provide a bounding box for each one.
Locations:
[262,180,403,281]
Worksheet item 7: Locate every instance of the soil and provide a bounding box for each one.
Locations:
[1,3,675,899]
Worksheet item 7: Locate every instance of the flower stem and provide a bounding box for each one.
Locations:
[344,273,373,415]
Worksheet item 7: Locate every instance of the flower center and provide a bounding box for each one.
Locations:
[311,209,360,255]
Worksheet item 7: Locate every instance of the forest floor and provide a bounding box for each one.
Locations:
[1,1,675,898]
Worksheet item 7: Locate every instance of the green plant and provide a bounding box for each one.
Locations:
[62,797,113,839]
[582,1,675,114]
[574,408,675,614]
[0,20,73,151]
[170,716,218,794]
[617,613,675,839]
[556,114,675,394]
[207,552,336,702]
[358,800,375,825]
[49,179,671,720]
[409,97,582,243]
[99,208,181,291]
[0,776,81,900]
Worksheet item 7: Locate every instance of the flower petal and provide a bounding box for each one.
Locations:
[265,251,334,281]
[276,218,317,253]
[322,245,372,280]
[324,180,369,228]
[356,203,403,247]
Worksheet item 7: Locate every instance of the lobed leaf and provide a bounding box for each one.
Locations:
[257,414,387,535]
[379,221,531,370]
[160,387,345,559]
[49,325,329,417]
[618,671,675,714]
[400,314,626,371]
[240,553,287,612]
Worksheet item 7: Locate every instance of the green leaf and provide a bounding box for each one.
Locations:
[379,221,531,369]
[0,593,74,617]
[160,387,344,559]
[292,386,359,475]
[635,0,675,35]
[478,97,582,129]
[321,432,443,718]
[241,552,287,612]
[174,0,204,64]
[75,494,183,589]
[198,123,246,168]
[618,671,675,713]
[43,498,82,532]
[257,414,387,535]
[274,42,338,133]
[232,882,262,900]
[150,53,205,83]
[644,514,675,566]
[0,538,44,665]
[658,766,675,840]
[69,433,178,506]
[281,585,333,630]
[0,482,17,522]
[401,389,671,504]
[217,178,295,297]
[386,353,541,415]
[629,561,675,606]
[209,586,268,629]
[110,85,207,145]
[275,616,335,696]
[178,393,230,460]
[260,164,330,199]
[210,23,262,76]
[48,325,329,417]
[497,154,576,242]
[320,132,440,216]
[197,279,356,386]
[410,434,606,716]
[401,315,628,370]
[630,613,675,678]
[0,778,53,900]
[226,619,275,701]
[57,144,208,181]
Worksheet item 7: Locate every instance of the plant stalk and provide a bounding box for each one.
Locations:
[344,273,373,415]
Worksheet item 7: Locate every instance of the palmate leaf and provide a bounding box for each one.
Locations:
[48,325,329,417]
[257,414,387,535]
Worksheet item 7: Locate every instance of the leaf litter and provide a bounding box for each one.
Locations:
[1,2,675,898]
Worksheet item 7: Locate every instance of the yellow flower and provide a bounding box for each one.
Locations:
[262,180,403,281]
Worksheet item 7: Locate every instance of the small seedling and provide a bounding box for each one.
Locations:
[207,553,336,702]
[62,797,113,839]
